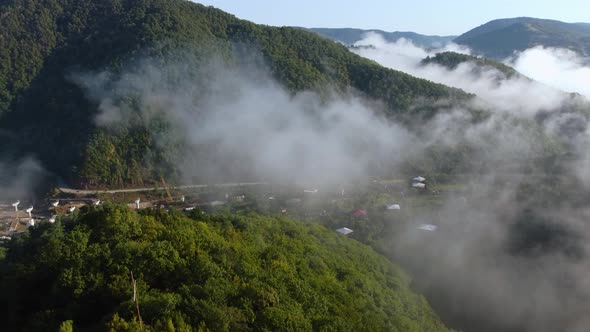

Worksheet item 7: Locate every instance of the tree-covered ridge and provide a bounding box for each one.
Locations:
[305,27,456,48]
[454,17,590,59]
[0,205,451,331]
[421,51,522,79]
[0,0,470,188]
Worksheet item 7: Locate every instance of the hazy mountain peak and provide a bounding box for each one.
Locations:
[304,27,456,48]
[455,17,590,59]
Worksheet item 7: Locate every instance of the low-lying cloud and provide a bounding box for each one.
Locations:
[508,46,590,98]
[352,33,587,114]
[73,57,422,186]
[71,42,590,332]
[352,32,590,332]
[0,157,46,202]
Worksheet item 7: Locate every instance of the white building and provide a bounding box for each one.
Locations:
[336,227,354,235]
[386,204,401,210]
[412,182,426,189]
[418,224,437,231]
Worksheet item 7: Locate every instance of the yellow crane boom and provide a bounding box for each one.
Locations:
[160,177,173,202]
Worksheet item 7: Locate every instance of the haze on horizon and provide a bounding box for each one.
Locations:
[195,0,590,36]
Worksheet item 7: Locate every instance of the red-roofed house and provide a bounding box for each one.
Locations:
[351,209,368,218]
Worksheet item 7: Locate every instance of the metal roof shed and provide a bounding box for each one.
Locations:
[336,227,354,235]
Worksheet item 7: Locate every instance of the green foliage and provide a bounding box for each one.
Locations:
[421,51,521,79]
[0,0,470,188]
[0,204,451,331]
[58,320,74,332]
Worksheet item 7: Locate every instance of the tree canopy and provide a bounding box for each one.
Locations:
[0,204,451,331]
[0,0,470,188]
[421,52,521,79]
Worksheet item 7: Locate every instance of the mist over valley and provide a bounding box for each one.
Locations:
[1,1,590,331]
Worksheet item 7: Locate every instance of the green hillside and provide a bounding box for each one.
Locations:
[306,27,456,48]
[0,0,469,188]
[0,205,452,331]
[454,17,590,59]
[421,51,522,79]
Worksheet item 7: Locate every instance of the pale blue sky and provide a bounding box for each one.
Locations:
[194,0,589,35]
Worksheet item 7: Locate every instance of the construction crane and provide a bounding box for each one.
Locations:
[160,177,174,202]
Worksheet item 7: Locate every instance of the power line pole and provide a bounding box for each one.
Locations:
[130,271,143,331]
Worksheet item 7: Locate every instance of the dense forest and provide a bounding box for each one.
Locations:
[4,2,590,331]
[0,0,470,188]
[420,52,521,79]
[0,204,452,331]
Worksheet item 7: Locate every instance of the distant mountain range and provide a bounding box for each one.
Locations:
[454,17,590,59]
[309,17,590,60]
[305,28,456,48]
[5,5,589,189]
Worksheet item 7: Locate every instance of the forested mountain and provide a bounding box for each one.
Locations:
[305,28,456,48]
[0,205,452,331]
[421,51,522,79]
[0,0,469,188]
[454,17,590,59]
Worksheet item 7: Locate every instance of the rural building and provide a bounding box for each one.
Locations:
[336,227,353,235]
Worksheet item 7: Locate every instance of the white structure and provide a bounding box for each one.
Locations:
[135,198,140,209]
[181,196,185,203]
[386,204,401,210]
[49,215,57,223]
[11,200,20,211]
[68,206,76,213]
[232,195,245,202]
[28,219,35,227]
[51,200,59,207]
[336,227,354,235]
[268,196,275,200]
[25,206,33,218]
[412,182,426,189]
[303,189,318,194]
[210,200,224,206]
[418,224,438,231]
[92,199,101,206]
[184,206,196,211]
[413,176,426,182]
